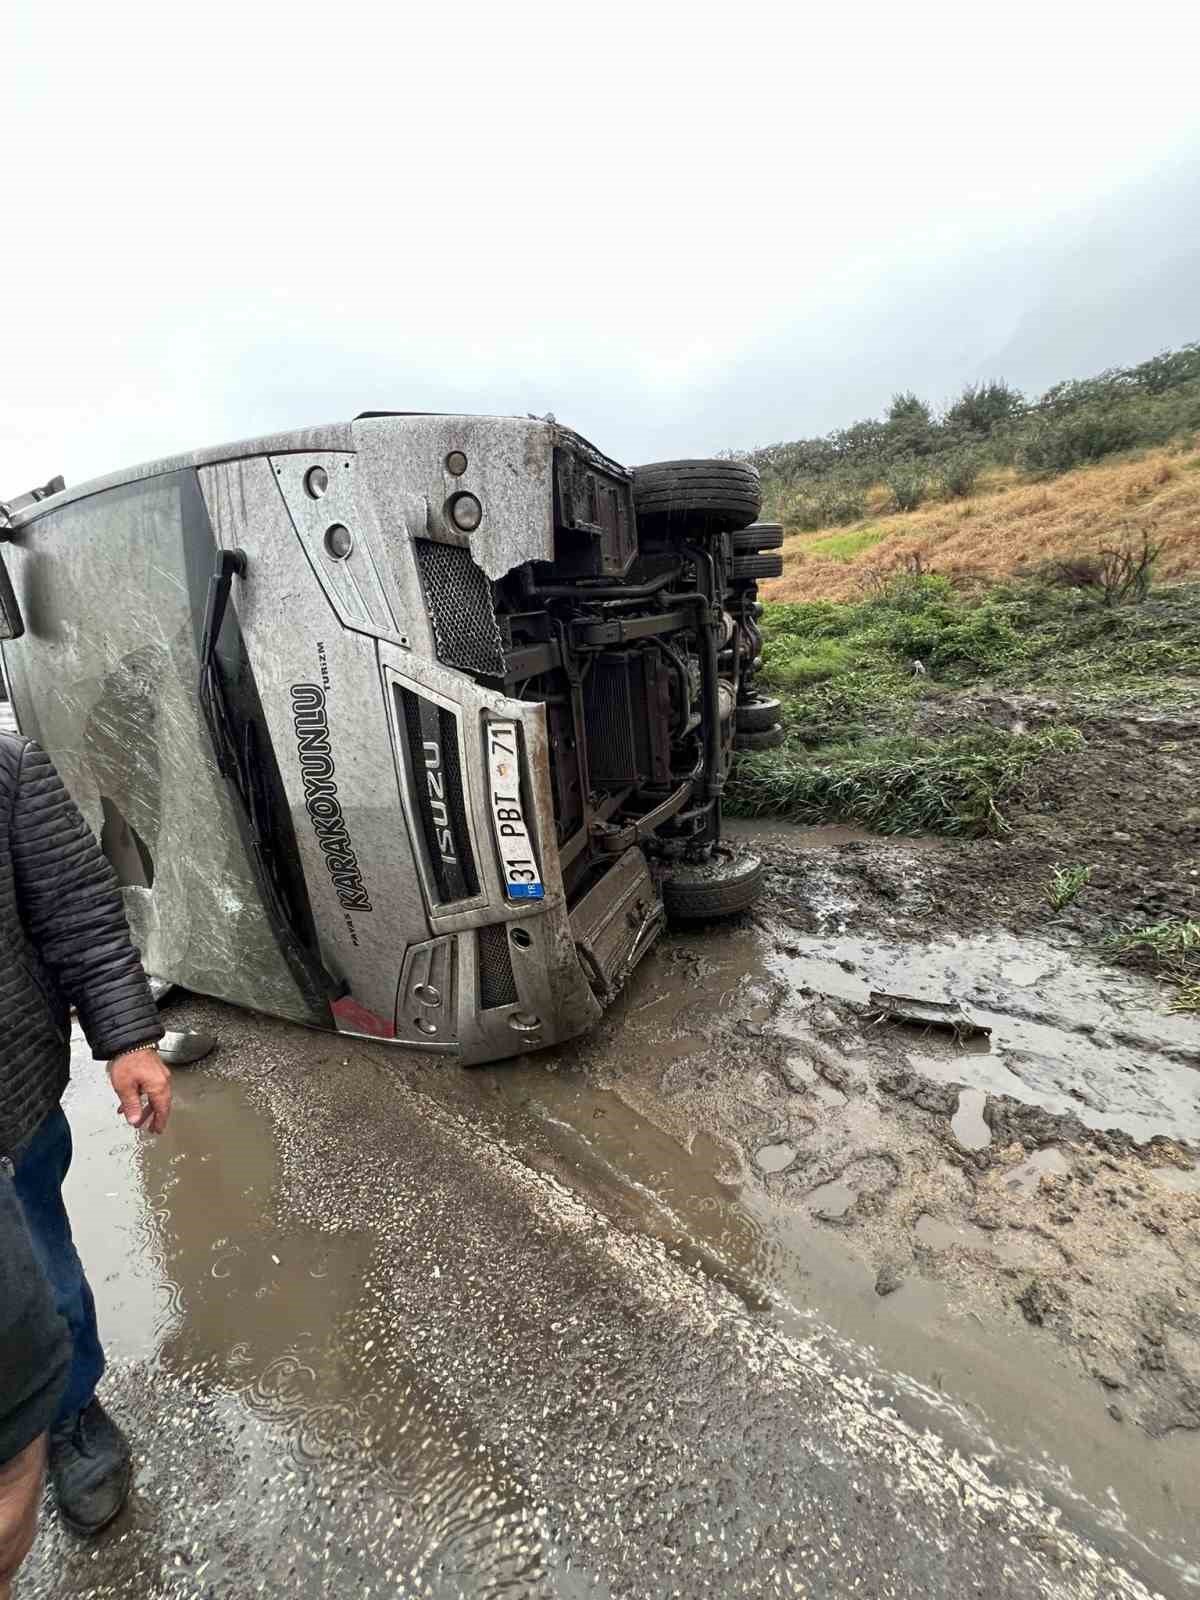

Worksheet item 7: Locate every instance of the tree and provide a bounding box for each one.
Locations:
[945,380,1025,437]
[885,392,937,459]
[887,391,932,426]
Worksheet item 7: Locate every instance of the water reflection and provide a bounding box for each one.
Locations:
[137,1070,367,1374]
[58,1048,565,1598]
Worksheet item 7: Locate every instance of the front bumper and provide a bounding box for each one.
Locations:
[375,646,605,1063]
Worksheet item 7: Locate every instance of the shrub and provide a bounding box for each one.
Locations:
[759,601,861,642]
[1020,405,1141,473]
[944,380,1026,437]
[866,602,1023,673]
[1096,535,1159,605]
[885,393,939,461]
[888,391,931,425]
[868,603,955,659]
[1045,555,1107,592]
[1123,344,1200,396]
[935,451,982,499]
[819,486,869,525]
[742,339,1200,525]
[926,611,1026,671]
[859,572,954,614]
[1048,534,1159,606]
[784,482,867,531]
[886,463,927,512]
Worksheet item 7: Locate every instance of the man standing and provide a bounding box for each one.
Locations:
[1,730,170,1548]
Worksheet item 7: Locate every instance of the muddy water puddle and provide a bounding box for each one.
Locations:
[51,894,1200,1591]
[470,1047,1200,1577]
[723,816,941,851]
[58,1043,553,1599]
[452,910,1200,1579]
[951,1087,991,1150]
[804,1180,856,1217]
[1004,1147,1072,1193]
[769,929,1200,1143]
[64,1045,372,1372]
[754,1141,797,1172]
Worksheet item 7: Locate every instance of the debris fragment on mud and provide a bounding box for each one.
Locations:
[868,988,992,1039]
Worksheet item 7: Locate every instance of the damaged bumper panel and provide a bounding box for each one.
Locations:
[0,413,760,1065]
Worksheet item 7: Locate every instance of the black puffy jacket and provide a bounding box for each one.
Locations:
[0,733,163,1158]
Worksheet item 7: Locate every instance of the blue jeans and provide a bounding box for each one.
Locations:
[12,1107,104,1424]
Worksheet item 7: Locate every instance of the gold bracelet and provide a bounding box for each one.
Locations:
[107,1040,161,1067]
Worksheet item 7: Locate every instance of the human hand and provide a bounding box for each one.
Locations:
[108,1047,172,1133]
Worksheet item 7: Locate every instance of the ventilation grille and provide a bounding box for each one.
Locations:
[583,656,638,782]
[582,653,671,786]
[477,924,518,1010]
[414,539,506,677]
[397,688,480,903]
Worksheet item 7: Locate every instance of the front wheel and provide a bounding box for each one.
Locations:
[660,846,764,923]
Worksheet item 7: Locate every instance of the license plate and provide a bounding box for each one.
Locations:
[486,721,545,901]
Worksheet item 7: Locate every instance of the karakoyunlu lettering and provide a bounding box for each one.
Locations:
[290,683,373,912]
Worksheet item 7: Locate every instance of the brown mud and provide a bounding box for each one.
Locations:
[743,693,1200,948]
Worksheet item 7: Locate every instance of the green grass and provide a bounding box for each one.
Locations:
[1110,919,1200,962]
[759,575,1200,699]
[730,576,1199,837]
[760,576,1033,681]
[726,727,1082,838]
[763,638,864,689]
[1046,864,1091,910]
[1109,919,1200,1012]
[800,525,888,562]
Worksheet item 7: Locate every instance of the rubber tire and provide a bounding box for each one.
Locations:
[661,846,765,923]
[633,460,762,534]
[732,524,784,553]
[735,724,786,752]
[731,551,784,581]
[736,694,782,733]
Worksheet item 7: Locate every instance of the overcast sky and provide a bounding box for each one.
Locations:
[3,0,1198,490]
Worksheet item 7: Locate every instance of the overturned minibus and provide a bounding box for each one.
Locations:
[0,415,784,1062]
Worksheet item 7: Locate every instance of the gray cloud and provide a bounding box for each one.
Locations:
[3,2,1198,488]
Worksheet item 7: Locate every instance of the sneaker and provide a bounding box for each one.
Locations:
[49,1399,133,1535]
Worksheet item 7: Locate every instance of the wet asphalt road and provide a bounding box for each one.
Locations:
[15,985,1188,1600]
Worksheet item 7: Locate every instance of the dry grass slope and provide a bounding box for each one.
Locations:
[765,443,1200,603]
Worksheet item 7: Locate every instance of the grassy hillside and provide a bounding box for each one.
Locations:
[725,337,1200,603]
[764,442,1200,603]
[723,339,1200,1009]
